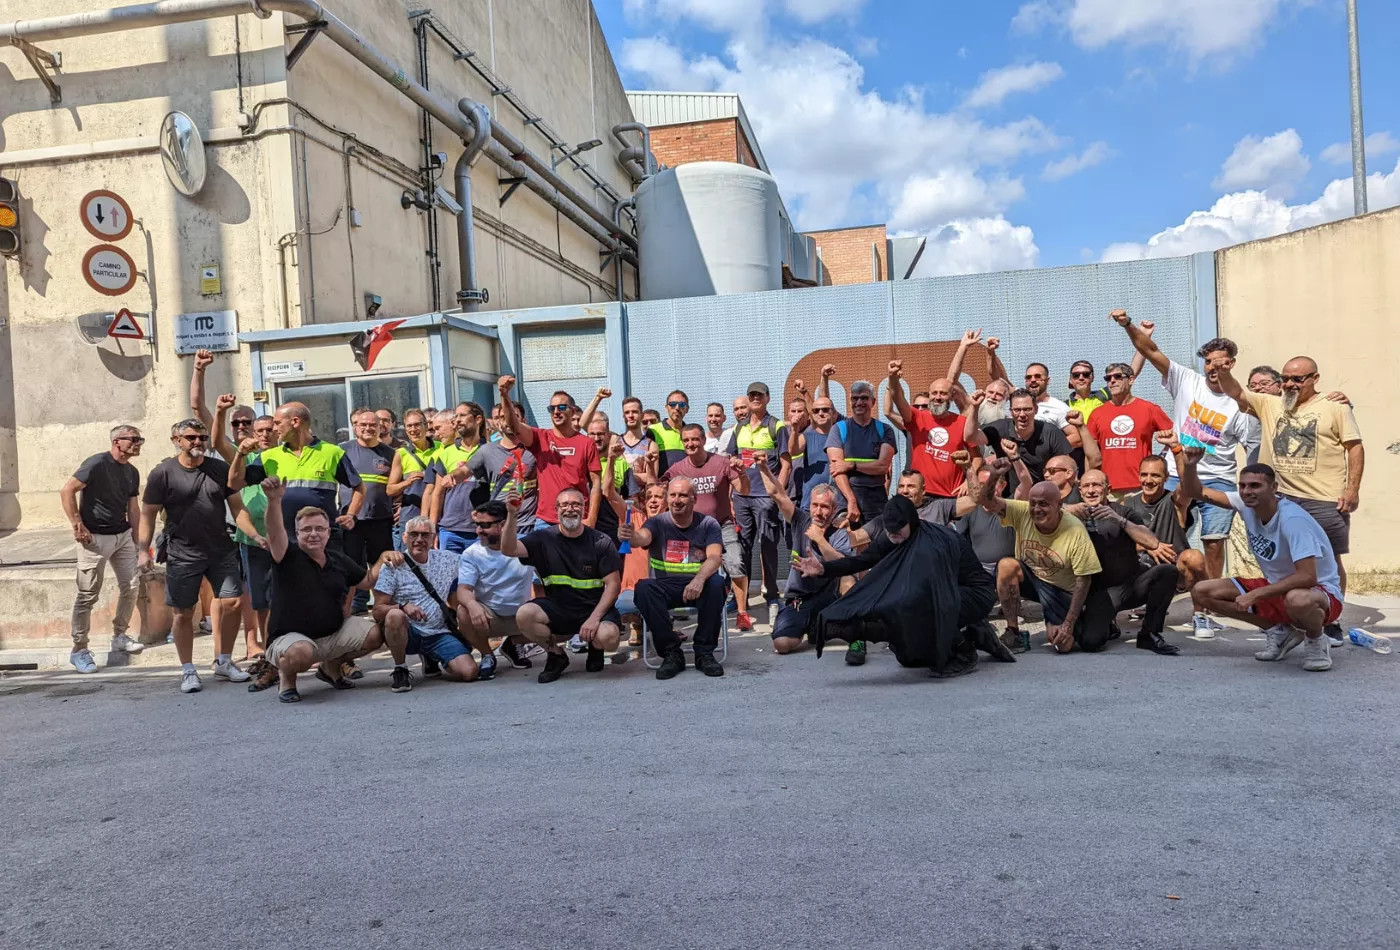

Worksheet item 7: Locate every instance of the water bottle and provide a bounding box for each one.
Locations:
[1347,628,1393,654]
[618,503,632,555]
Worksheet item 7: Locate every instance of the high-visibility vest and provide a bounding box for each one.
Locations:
[257,438,346,492]
[735,415,786,453]
[397,439,440,476]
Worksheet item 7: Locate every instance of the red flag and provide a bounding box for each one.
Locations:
[349,319,406,371]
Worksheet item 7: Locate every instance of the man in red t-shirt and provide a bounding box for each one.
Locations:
[498,376,602,527]
[1086,362,1172,496]
[662,422,748,603]
[886,360,968,499]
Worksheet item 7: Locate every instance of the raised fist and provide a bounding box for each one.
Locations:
[596,386,612,400]
[1154,430,1180,450]
[887,359,903,378]
[951,449,971,467]
[1182,446,1205,466]
[970,389,987,406]
[497,374,516,393]
[1109,309,1130,327]
[261,476,285,498]
[1141,320,1155,336]
[1065,410,1084,427]
[194,349,214,371]
[820,363,837,379]
[985,336,1000,353]
[216,393,236,411]
[793,378,807,394]
[238,437,260,455]
[999,438,1021,460]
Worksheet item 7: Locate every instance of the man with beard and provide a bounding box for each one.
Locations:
[825,379,896,527]
[794,495,1008,678]
[887,360,970,507]
[1085,361,1172,500]
[428,402,486,554]
[500,487,622,682]
[498,376,602,532]
[946,328,1010,413]
[623,477,728,680]
[1076,469,1181,655]
[1022,363,1076,446]
[1217,358,1363,646]
[458,500,538,672]
[760,474,851,656]
[1125,434,1208,597]
[138,418,257,692]
[726,382,791,626]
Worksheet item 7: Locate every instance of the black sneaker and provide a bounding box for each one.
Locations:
[422,655,442,677]
[537,650,569,684]
[477,653,497,681]
[499,638,531,669]
[655,647,686,680]
[968,620,1016,663]
[390,666,414,693]
[845,640,867,666]
[1324,622,1345,647]
[585,644,606,673]
[694,652,724,677]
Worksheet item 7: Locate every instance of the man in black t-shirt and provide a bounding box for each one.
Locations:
[965,390,1092,491]
[1122,438,1207,596]
[259,478,392,702]
[501,486,622,683]
[137,418,257,693]
[1077,470,1180,656]
[622,476,727,679]
[60,425,148,672]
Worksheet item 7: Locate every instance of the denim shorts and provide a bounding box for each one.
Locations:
[406,624,471,666]
[1165,475,1235,541]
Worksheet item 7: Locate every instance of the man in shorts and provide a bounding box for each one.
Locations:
[260,479,396,702]
[500,486,622,683]
[1181,451,1344,672]
[374,516,488,691]
[458,500,538,672]
[761,480,852,656]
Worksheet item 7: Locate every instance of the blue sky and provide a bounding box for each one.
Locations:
[594,0,1400,275]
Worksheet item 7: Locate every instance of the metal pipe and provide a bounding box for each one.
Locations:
[2,0,638,265]
[611,121,651,183]
[454,98,491,312]
[612,195,635,307]
[1346,0,1368,215]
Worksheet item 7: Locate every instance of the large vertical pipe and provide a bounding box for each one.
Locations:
[1346,0,1368,215]
[454,98,492,312]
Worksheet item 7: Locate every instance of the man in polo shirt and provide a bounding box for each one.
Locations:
[725,381,790,628]
[341,407,397,612]
[622,477,727,680]
[498,376,602,530]
[234,401,362,546]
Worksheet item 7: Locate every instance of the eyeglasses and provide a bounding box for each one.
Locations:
[472,519,503,529]
[1104,373,1128,382]
[812,407,833,413]
[1281,374,1316,384]
[403,530,433,539]
[1009,406,1035,414]
[557,502,584,510]
[1070,371,1093,379]
[850,395,872,402]
[667,401,688,409]
[549,403,573,413]
[179,434,210,443]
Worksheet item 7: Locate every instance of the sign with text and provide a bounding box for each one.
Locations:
[264,360,306,378]
[82,244,137,296]
[174,309,238,355]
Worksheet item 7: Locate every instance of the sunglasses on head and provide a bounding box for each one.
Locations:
[1281,373,1315,384]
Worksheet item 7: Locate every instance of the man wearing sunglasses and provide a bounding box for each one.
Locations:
[646,389,693,478]
[62,425,148,673]
[788,373,842,511]
[138,419,259,692]
[1022,363,1077,446]
[580,390,654,469]
[497,375,602,531]
[1086,362,1171,501]
[726,381,791,629]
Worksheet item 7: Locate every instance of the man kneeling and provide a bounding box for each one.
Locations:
[500,487,623,683]
[372,516,490,691]
[260,478,393,703]
[620,476,727,679]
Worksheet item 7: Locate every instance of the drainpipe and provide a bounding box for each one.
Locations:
[612,196,635,306]
[611,122,651,184]
[2,0,638,266]
[453,98,491,312]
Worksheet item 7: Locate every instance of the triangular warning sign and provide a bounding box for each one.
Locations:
[107,308,144,340]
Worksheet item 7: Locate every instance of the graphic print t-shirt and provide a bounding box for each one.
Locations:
[1162,361,1259,483]
[1240,390,1362,502]
[1000,499,1101,592]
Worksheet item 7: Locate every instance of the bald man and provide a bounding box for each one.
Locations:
[621,476,727,679]
[979,461,1107,654]
[1218,356,1363,645]
[887,361,971,502]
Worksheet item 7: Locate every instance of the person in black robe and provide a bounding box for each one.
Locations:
[794,496,1011,678]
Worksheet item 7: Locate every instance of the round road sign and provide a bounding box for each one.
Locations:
[80,189,134,241]
[82,244,138,296]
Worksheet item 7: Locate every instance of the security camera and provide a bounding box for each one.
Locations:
[431,151,447,168]
[433,186,464,215]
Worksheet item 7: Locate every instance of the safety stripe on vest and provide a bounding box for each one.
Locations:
[842,457,876,463]
[360,474,389,484]
[648,558,702,574]
[540,574,603,589]
[282,478,338,490]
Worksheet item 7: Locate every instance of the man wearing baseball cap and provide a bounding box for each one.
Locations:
[725,382,790,631]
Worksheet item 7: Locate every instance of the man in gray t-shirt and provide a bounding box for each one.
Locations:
[469,440,539,532]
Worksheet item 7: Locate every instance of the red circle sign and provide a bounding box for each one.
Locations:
[82,244,138,296]
[80,189,134,241]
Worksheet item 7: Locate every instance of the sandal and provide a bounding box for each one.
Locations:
[315,667,355,690]
[278,688,301,704]
[342,659,364,680]
[247,665,279,693]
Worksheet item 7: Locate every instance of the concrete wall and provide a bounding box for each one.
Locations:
[809,224,888,285]
[0,0,639,531]
[1216,205,1400,574]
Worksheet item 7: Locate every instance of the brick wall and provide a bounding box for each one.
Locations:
[649,118,741,167]
[809,225,889,285]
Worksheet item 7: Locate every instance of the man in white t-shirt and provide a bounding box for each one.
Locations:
[1112,311,1260,602]
[1179,449,1342,672]
[457,499,538,671]
[1023,362,1073,433]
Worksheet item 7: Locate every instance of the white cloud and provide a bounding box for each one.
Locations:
[1320,131,1400,166]
[1212,129,1310,198]
[781,0,868,25]
[1101,157,1400,261]
[963,61,1064,109]
[1014,0,1292,59]
[889,170,1025,232]
[911,218,1041,277]
[1042,141,1111,181]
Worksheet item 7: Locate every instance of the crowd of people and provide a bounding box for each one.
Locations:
[61,308,1366,697]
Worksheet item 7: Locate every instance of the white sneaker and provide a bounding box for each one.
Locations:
[110,634,144,654]
[70,649,98,674]
[1191,613,1216,639]
[567,634,587,654]
[180,670,203,693]
[1301,635,1332,672]
[212,658,251,682]
[1254,625,1303,661]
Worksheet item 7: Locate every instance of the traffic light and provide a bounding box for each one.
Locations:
[0,178,18,258]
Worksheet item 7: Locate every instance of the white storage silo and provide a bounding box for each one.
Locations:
[636,161,784,300]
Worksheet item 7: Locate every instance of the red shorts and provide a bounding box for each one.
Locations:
[1231,577,1343,626]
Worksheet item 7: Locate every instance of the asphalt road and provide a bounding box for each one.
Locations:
[2,617,1397,950]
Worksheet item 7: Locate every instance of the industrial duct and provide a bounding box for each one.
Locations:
[611,122,653,184]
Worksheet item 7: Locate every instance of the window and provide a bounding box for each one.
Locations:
[275,374,422,444]
[455,375,496,411]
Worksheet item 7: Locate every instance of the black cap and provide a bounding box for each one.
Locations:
[747,381,770,397]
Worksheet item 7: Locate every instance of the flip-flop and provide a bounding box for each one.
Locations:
[342,660,364,680]
[247,666,279,692]
[315,667,355,690]
[278,688,301,703]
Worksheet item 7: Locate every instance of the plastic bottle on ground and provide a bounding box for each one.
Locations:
[1347,628,1393,654]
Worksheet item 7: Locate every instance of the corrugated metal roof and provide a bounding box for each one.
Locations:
[626,91,770,173]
